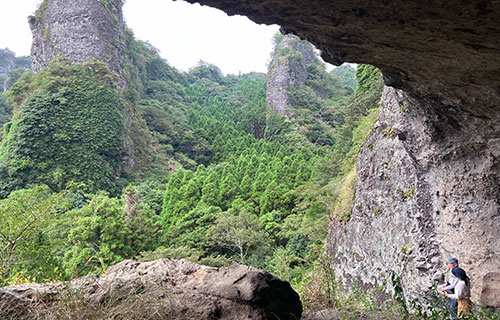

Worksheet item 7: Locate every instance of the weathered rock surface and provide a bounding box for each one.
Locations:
[267,34,316,117]
[328,86,500,306]
[0,259,302,319]
[184,0,500,308]
[29,0,127,88]
[0,52,15,80]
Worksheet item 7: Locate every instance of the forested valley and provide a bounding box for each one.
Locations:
[0,32,383,304]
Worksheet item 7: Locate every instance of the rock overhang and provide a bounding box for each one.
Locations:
[182,0,500,112]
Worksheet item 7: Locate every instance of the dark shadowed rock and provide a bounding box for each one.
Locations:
[0,259,302,319]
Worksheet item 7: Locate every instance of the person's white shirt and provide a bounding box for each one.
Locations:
[443,267,459,291]
[447,280,470,299]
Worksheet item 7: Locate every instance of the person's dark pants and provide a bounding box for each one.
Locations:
[449,298,458,319]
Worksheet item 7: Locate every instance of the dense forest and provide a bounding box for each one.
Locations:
[0,31,383,305]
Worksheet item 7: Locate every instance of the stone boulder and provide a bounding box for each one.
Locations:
[0,259,302,319]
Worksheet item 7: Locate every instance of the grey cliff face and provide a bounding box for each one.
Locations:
[0,55,14,92]
[0,50,31,91]
[29,0,127,88]
[266,35,316,117]
[328,86,500,306]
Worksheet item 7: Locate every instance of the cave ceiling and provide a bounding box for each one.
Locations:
[183,0,500,112]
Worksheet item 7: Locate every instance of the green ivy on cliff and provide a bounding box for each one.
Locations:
[0,61,125,197]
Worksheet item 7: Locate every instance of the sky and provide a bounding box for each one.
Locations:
[0,0,283,75]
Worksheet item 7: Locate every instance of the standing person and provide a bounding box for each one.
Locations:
[438,257,460,319]
[444,267,471,318]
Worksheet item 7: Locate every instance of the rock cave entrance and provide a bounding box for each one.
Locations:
[6,0,499,309]
[177,0,500,307]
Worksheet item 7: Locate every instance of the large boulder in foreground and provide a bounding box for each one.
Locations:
[0,259,302,320]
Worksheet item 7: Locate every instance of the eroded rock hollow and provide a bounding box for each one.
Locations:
[185,0,500,307]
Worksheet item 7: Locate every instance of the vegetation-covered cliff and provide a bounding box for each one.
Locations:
[266,33,355,146]
[0,0,171,198]
[0,5,381,299]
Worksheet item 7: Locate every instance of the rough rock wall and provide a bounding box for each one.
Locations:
[29,0,127,88]
[0,55,14,92]
[0,55,14,80]
[266,35,316,117]
[0,50,31,91]
[328,86,500,306]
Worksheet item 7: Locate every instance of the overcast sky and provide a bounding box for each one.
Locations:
[0,0,282,75]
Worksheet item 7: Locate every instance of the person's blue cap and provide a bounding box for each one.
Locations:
[447,257,458,264]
